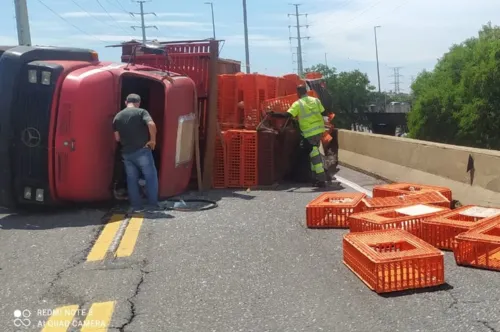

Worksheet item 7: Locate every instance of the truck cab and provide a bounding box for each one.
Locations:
[0,45,196,208]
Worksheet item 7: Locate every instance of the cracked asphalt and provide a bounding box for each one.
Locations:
[0,166,499,332]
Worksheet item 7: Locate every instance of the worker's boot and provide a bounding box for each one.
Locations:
[313,180,326,188]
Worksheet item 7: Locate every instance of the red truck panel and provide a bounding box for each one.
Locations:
[54,63,124,201]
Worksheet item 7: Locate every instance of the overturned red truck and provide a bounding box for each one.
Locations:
[0,44,198,208]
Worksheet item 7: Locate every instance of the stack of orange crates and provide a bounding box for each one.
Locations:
[213,72,309,189]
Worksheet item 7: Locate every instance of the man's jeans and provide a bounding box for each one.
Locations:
[122,147,159,209]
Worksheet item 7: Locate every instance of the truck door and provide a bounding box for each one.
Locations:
[159,77,196,198]
[54,68,117,201]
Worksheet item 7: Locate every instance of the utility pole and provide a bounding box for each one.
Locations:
[390,67,403,94]
[374,25,381,92]
[14,0,31,45]
[204,2,216,39]
[130,1,158,44]
[242,0,251,73]
[292,47,307,75]
[288,4,309,77]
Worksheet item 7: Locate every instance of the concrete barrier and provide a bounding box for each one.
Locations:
[338,129,500,206]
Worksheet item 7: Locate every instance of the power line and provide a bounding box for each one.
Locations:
[288,4,309,77]
[36,0,107,43]
[70,0,131,36]
[390,67,403,94]
[95,0,133,35]
[130,0,158,44]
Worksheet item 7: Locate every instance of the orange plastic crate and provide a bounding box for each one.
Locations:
[363,191,451,210]
[237,74,267,129]
[306,193,366,228]
[261,90,317,114]
[241,131,258,187]
[212,133,227,188]
[217,75,240,129]
[225,130,242,187]
[373,182,452,202]
[343,229,445,293]
[422,205,500,250]
[224,130,258,188]
[454,218,500,271]
[349,204,451,236]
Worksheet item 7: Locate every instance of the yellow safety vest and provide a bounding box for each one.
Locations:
[293,96,325,138]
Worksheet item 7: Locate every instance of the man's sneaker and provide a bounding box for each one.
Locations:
[145,204,164,212]
[313,181,326,188]
[128,207,145,214]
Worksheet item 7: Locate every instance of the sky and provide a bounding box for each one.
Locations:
[1,0,499,92]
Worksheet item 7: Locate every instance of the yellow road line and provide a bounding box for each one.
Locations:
[41,304,79,332]
[115,216,144,258]
[86,214,125,262]
[80,301,115,331]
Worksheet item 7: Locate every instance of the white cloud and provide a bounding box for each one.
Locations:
[223,34,289,49]
[61,11,199,18]
[308,0,500,65]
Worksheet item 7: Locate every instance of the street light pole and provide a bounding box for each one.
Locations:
[374,25,381,93]
[242,0,250,73]
[204,2,216,39]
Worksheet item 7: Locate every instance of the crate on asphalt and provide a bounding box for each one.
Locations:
[422,205,500,250]
[343,229,445,294]
[372,182,452,202]
[363,191,451,210]
[349,204,451,237]
[306,193,367,228]
[454,218,500,271]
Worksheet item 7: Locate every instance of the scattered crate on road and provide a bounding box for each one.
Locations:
[306,193,366,228]
[422,205,500,250]
[363,191,451,210]
[454,218,500,271]
[349,204,450,237]
[372,182,452,202]
[343,229,445,293]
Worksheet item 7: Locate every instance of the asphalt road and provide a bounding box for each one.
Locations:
[0,166,499,332]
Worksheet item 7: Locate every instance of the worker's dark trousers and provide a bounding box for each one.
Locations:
[306,134,327,183]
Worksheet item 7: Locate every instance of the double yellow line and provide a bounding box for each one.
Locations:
[41,301,115,331]
[87,214,144,262]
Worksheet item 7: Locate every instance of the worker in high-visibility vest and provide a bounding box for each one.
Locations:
[269,85,328,187]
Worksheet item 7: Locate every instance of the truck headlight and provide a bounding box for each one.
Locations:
[41,71,51,85]
[28,70,37,83]
[35,189,44,202]
[24,187,32,199]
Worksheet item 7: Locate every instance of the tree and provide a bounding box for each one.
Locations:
[408,22,500,149]
[305,65,375,128]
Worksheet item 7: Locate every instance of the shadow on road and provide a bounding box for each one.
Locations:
[0,181,341,230]
[379,283,454,298]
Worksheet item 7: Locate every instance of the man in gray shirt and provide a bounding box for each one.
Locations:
[113,93,159,212]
